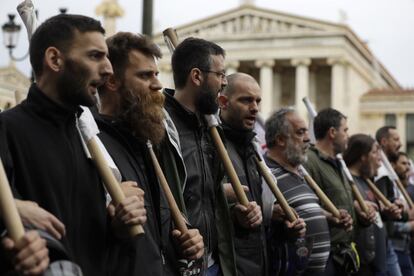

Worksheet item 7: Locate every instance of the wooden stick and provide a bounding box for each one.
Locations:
[350,183,369,214]
[0,158,25,243]
[254,156,296,222]
[336,154,369,214]
[380,150,414,209]
[163,28,179,51]
[396,178,414,208]
[300,165,341,219]
[209,126,250,206]
[365,178,392,208]
[87,138,144,236]
[147,141,188,233]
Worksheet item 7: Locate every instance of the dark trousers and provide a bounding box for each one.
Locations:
[396,251,414,276]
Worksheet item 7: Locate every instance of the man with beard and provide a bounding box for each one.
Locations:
[303,108,358,276]
[343,134,401,276]
[96,32,204,275]
[264,108,330,275]
[0,14,146,275]
[376,126,407,276]
[164,38,255,276]
[217,73,273,275]
[389,152,414,276]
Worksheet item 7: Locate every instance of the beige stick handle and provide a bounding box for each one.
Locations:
[209,127,249,206]
[255,157,296,222]
[365,178,392,208]
[163,28,179,49]
[0,158,25,243]
[336,154,369,214]
[87,138,144,236]
[300,168,341,219]
[147,142,188,233]
[395,179,414,209]
[350,183,369,214]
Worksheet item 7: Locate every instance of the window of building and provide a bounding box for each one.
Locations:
[406,114,414,159]
[385,113,396,127]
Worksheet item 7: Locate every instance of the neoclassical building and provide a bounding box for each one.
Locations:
[1,3,413,154]
[153,3,414,153]
[0,63,30,110]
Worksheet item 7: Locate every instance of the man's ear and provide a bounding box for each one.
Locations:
[189,68,204,87]
[328,127,336,140]
[44,47,63,73]
[218,94,229,109]
[276,135,286,147]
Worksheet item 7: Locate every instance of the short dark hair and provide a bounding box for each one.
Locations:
[375,126,396,144]
[106,32,162,81]
[265,107,296,148]
[313,108,347,140]
[171,37,225,89]
[343,134,375,167]
[389,151,408,164]
[30,14,105,77]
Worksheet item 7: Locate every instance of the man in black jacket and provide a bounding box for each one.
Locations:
[97,32,204,275]
[375,126,408,276]
[0,120,50,275]
[0,14,146,275]
[164,38,257,276]
[217,73,266,275]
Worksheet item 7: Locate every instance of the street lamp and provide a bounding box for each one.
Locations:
[1,14,28,61]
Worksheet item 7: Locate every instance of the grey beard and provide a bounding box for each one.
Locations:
[285,142,308,167]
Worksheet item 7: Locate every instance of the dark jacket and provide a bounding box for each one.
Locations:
[375,175,409,237]
[163,89,237,276]
[96,115,178,276]
[0,84,109,275]
[221,123,266,276]
[304,146,356,246]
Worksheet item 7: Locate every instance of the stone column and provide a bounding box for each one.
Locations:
[273,68,282,110]
[291,58,311,119]
[226,61,240,76]
[309,67,317,106]
[397,113,407,151]
[255,59,275,119]
[328,57,347,110]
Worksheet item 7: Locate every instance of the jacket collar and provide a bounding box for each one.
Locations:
[163,88,204,129]
[221,120,256,147]
[310,145,341,170]
[23,83,83,125]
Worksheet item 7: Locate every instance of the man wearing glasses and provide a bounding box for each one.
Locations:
[164,37,255,276]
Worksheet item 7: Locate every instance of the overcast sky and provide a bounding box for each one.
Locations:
[1,0,413,87]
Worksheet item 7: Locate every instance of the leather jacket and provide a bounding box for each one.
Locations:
[163,89,221,257]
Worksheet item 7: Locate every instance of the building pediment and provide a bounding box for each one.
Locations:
[154,5,345,43]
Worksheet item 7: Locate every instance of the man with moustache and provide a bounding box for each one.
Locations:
[0,14,146,275]
[217,73,270,275]
[343,134,401,276]
[264,108,330,275]
[164,38,255,276]
[97,32,204,275]
[303,108,358,276]
[376,126,407,276]
[389,152,414,276]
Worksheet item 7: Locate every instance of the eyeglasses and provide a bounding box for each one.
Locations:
[200,69,226,79]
